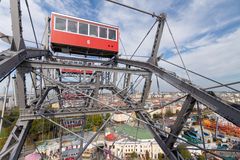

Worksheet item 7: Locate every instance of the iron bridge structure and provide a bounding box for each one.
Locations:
[0,0,240,160]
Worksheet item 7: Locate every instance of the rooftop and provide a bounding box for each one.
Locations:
[114,124,153,140]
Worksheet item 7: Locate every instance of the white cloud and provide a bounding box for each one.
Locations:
[42,0,98,19]
[0,0,48,94]
[98,0,240,91]
[0,0,48,47]
[0,0,239,92]
[160,28,240,91]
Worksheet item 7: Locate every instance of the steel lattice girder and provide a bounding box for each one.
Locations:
[22,60,150,75]
[0,87,58,159]
[0,120,32,160]
[135,111,181,160]
[20,85,165,121]
[118,58,240,127]
[111,85,182,160]
[166,95,196,148]
[20,106,147,120]
[0,49,48,82]
[0,67,30,160]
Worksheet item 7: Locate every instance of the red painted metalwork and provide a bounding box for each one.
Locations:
[61,68,93,74]
[63,93,85,100]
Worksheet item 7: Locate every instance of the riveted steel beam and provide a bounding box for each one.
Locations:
[118,58,240,127]
[23,60,150,75]
[165,95,196,148]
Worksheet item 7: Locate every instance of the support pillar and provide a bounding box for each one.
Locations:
[79,116,86,160]
[10,0,25,51]
[165,95,196,148]
[0,68,31,160]
[123,65,131,93]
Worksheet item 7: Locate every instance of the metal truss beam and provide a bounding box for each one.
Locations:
[0,32,12,44]
[20,106,147,120]
[123,65,131,90]
[7,0,47,63]
[140,75,152,105]
[0,120,31,160]
[148,14,165,65]
[34,87,57,109]
[140,14,165,105]
[76,114,113,159]
[0,71,53,159]
[133,14,182,160]
[0,1,32,157]
[0,67,30,160]
[53,55,108,64]
[21,84,165,121]
[45,83,113,90]
[81,72,99,108]
[0,49,48,82]
[136,111,180,160]
[165,95,196,148]
[111,85,138,106]
[2,0,229,159]
[110,85,181,160]
[9,0,25,51]
[118,58,240,127]
[23,60,150,75]
[92,72,101,107]
[0,50,26,82]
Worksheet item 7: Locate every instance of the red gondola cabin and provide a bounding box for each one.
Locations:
[50,12,119,57]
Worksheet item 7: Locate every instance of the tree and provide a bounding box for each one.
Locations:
[158,153,164,160]
[105,113,111,120]
[130,151,138,159]
[84,114,103,131]
[177,144,191,159]
[0,107,19,149]
[3,107,19,127]
[145,150,150,160]
[176,109,180,114]
[165,108,174,117]
[197,154,205,160]
[153,113,163,119]
[192,107,197,112]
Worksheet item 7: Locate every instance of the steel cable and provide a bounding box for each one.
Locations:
[34,71,224,159]
[25,0,39,48]
[160,58,240,92]
[165,19,191,81]
[117,20,157,87]
[33,73,143,160]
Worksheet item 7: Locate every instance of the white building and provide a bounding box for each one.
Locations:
[111,112,134,123]
[105,138,163,160]
[0,95,15,110]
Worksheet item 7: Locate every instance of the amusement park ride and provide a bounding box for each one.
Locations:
[0,0,239,160]
[51,12,119,57]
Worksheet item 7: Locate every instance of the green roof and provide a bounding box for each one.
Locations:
[115,124,153,139]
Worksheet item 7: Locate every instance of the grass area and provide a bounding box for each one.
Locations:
[115,124,153,139]
[0,128,9,138]
[0,128,11,150]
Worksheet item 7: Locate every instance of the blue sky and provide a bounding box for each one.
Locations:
[0,0,240,92]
